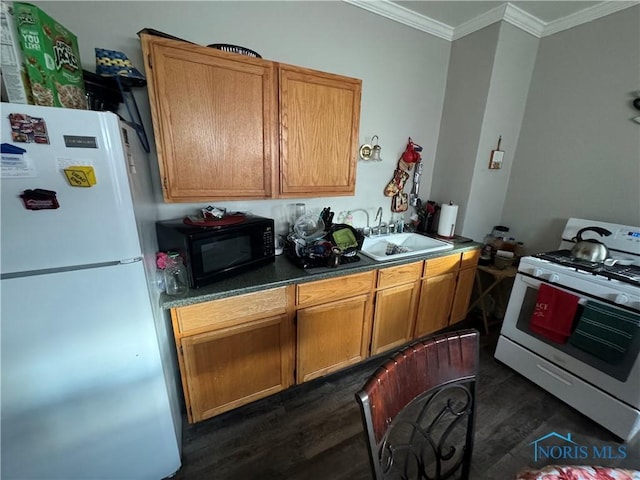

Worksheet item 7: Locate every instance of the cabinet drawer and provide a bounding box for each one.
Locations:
[297,271,375,307]
[173,287,288,335]
[423,253,461,278]
[460,249,481,270]
[377,261,422,289]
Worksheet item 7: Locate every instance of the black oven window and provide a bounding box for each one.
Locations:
[515,285,639,383]
[201,236,252,273]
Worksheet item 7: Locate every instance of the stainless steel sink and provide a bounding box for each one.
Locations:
[360,233,453,262]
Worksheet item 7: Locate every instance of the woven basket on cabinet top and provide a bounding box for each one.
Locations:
[207,44,262,58]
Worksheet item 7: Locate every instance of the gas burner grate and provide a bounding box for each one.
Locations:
[533,250,640,286]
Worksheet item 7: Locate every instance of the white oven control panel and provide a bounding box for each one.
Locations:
[614,228,640,245]
[561,218,640,256]
[519,258,640,311]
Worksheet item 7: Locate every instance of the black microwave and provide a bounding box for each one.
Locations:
[156,215,275,288]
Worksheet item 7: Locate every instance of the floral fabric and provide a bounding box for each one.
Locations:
[516,465,640,480]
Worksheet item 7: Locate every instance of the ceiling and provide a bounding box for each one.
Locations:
[345,1,637,40]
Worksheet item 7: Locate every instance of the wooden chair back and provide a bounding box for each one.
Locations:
[355,329,479,479]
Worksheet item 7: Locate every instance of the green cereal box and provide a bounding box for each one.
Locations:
[13,2,86,109]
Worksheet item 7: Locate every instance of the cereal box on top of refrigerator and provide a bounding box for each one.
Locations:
[1,1,32,103]
[13,1,86,109]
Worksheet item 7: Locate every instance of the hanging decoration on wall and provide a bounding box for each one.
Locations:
[488,136,504,169]
[384,137,422,213]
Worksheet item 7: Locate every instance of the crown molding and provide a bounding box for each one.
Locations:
[342,0,453,40]
[452,4,507,41]
[542,1,639,37]
[343,0,639,41]
[503,3,546,38]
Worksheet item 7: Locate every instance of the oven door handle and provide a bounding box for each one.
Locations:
[536,363,573,386]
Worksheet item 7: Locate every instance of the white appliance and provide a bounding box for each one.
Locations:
[495,218,640,442]
[0,103,182,479]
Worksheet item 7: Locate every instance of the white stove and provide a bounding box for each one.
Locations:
[495,218,640,443]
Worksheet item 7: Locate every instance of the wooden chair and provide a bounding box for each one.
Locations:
[355,329,479,480]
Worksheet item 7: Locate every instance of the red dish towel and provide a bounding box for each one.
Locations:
[529,284,580,343]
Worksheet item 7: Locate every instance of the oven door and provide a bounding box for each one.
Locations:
[498,273,640,409]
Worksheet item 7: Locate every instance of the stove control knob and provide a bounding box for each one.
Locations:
[549,273,560,283]
[614,294,629,305]
[534,268,544,277]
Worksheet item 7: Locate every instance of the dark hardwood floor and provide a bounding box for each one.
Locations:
[172,315,639,480]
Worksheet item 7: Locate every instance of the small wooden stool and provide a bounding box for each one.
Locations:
[468,264,517,334]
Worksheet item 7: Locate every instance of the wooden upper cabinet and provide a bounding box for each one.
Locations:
[277,64,361,197]
[140,34,277,202]
[140,34,361,201]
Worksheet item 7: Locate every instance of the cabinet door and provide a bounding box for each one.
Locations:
[141,35,277,201]
[371,282,419,355]
[180,314,293,423]
[278,64,361,197]
[414,273,457,338]
[450,267,477,325]
[296,294,372,383]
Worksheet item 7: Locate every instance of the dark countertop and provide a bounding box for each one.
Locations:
[160,242,482,309]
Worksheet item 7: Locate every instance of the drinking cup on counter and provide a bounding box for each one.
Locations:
[288,203,306,230]
[328,247,342,268]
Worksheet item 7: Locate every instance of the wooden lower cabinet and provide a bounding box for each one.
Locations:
[296,293,373,383]
[414,272,457,337]
[370,262,422,355]
[371,283,419,355]
[414,250,480,337]
[179,314,294,423]
[169,250,479,423]
[449,250,481,325]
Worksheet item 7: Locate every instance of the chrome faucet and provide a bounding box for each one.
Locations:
[375,207,383,228]
[350,209,370,227]
[373,207,386,235]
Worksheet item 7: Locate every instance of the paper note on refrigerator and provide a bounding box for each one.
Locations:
[1,153,37,178]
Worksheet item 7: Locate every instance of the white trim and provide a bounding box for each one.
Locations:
[542,1,639,37]
[503,3,546,38]
[342,0,453,40]
[343,0,640,41]
[452,4,507,41]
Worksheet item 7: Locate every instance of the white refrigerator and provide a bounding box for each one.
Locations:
[0,103,182,479]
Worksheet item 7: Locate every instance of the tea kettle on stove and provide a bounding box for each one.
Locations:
[570,226,612,262]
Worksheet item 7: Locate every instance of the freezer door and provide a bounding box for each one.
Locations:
[0,261,181,479]
[1,103,142,273]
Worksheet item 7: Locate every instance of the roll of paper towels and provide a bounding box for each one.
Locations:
[437,203,458,237]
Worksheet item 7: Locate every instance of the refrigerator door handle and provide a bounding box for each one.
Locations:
[120,257,143,264]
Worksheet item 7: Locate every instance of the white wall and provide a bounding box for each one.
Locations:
[462,23,538,242]
[33,1,451,233]
[501,6,640,253]
[430,23,500,233]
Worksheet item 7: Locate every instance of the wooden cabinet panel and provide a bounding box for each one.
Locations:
[141,34,276,201]
[450,251,480,325]
[414,273,457,338]
[141,34,361,202]
[278,65,361,197]
[450,267,477,325]
[371,283,419,355]
[296,294,372,383]
[297,271,374,307]
[173,287,287,335]
[460,249,481,270]
[423,253,461,278]
[377,261,422,289]
[180,314,293,422]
